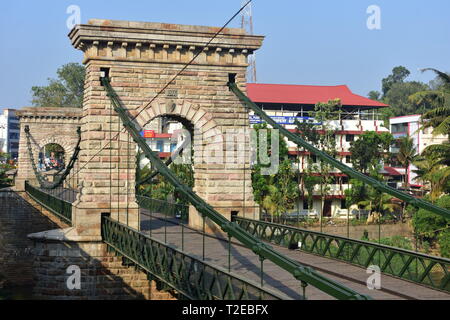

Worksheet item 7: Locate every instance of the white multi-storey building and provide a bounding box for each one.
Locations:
[390,114,448,188]
[247,83,390,218]
[0,108,20,161]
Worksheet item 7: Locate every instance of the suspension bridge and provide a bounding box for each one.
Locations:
[4,19,450,300]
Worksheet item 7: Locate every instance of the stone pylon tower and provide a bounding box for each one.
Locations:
[69,19,264,236]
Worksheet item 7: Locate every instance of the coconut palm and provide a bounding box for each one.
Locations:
[358,193,402,222]
[397,135,417,189]
[409,68,450,137]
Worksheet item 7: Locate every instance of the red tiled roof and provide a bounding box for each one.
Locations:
[247,83,388,108]
[384,167,403,176]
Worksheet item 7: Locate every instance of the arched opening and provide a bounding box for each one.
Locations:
[137,115,194,209]
[38,143,65,172]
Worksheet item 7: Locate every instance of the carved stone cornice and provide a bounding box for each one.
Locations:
[68,19,264,66]
[16,107,83,120]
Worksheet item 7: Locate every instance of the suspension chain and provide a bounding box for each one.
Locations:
[24,125,82,190]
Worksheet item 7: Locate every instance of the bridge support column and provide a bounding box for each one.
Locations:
[69,19,264,235]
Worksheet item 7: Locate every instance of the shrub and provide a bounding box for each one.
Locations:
[412,195,450,239]
[438,230,450,258]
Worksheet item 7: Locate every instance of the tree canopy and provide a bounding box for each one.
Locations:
[31,63,85,108]
[367,65,444,117]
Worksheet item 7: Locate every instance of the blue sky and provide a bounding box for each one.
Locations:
[1,0,449,112]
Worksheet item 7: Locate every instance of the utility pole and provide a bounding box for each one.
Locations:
[241,1,257,83]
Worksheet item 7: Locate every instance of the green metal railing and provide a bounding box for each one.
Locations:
[233,216,450,292]
[227,82,450,220]
[102,76,370,300]
[101,215,289,300]
[137,196,189,222]
[25,181,72,225]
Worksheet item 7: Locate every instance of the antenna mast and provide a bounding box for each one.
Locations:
[241,1,257,83]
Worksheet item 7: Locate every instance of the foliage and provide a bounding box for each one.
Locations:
[396,135,417,188]
[412,68,450,137]
[381,66,411,96]
[412,195,450,241]
[349,131,393,174]
[368,90,381,101]
[377,236,413,251]
[369,66,435,117]
[0,163,14,187]
[413,152,450,201]
[251,123,297,218]
[31,63,85,108]
[384,81,431,116]
[438,230,450,258]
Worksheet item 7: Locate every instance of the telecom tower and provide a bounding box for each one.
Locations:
[241,1,257,83]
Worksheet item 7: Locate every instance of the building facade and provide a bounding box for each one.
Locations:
[247,83,390,218]
[390,114,448,188]
[0,109,20,160]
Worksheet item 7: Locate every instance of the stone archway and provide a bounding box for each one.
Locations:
[69,19,264,238]
[38,137,76,163]
[15,107,82,191]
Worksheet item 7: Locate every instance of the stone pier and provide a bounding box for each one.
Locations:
[69,19,265,234]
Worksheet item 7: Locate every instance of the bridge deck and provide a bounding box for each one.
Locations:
[140,209,450,300]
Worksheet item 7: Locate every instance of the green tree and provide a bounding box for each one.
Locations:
[370,66,433,117]
[410,68,450,137]
[251,124,297,220]
[384,81,431,116]
[413,152,450,202]
[368,90,381,101]
[31,63,85,108]
[438,230,450,258]
[349,131,393,174]
[412,195,450,245]
[382,66,411,96]
[396,135,417,189]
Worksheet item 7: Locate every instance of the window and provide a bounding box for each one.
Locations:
[311,155,317,163]
[8,123,19,130]
[346,155,351,163]
[340,199,347,209]
[391,123,408,133]
[156,140,164,152]
[346,134,355,142]
[303,200,309,210]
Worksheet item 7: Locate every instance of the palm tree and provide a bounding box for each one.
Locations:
[397,135,417,189]
[358,193,402,222]
[262,185,284,223]
[409,68,450,137]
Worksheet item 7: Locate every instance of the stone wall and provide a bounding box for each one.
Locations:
[68,19,265,236]
[0,190,66,288]
[30,239,175,300]
[0,189,175,299]
[15,108,82,191]
[312,222,414,240]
